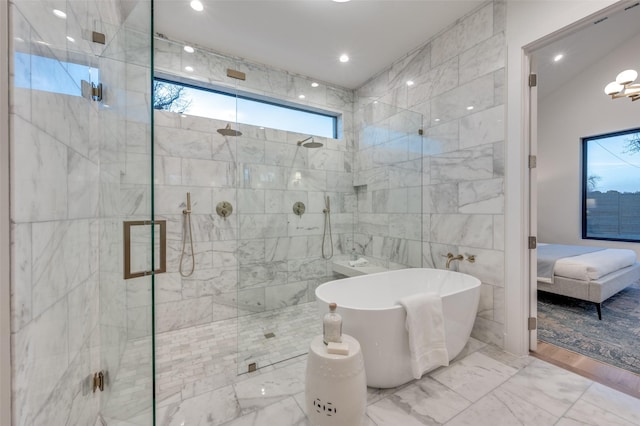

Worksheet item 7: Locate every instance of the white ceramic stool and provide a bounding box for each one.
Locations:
[305,334,367,426]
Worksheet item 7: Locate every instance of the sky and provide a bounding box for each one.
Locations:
[586,131,640,193]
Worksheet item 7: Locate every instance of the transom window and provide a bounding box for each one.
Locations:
[153,78,338,139]
[582,128,640,242]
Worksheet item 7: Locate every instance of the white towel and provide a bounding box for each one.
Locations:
[348,257,369,267]
[399,292,449,379]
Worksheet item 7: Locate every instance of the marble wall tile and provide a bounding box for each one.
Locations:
[430,3,494,67]
[431,144,494,184]
[459,33,506,84]
[183,158,236,188]
[471,316,504,348]
[239,262,288,289]
[10,223,32,332]
[155,297,213,333]
[423,183,458,214]
[12,116,68,222]
[430,74,495,123]
[407,58,459,109]
[431,214,493,249]
[13,298,69,426]
[458,178,504,214]
[265,282,309,310]
[458,246,505,287]
[68,151,100,219]
[459,105,504,149]
[31,220,94,318]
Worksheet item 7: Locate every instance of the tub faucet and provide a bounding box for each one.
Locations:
[445,253,464,269]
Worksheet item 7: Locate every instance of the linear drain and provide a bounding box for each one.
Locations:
[264,332,276,339]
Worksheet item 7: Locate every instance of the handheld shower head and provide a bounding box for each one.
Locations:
[297,136,323,148]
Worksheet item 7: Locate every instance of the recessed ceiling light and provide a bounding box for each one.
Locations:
[406,80,415,87]
[35,40,50,46]
[554,54,564,62]
[190,0,204,12]
[311,82,319,88]
[14,37,24,43]
[66,36,75,43]
[184,66,194,72]
[434,118,441,122]
[184,45,195,53]
[333,0,351,2]
[339,54,349,63]
[299,94,306,99]
[466,106,474,111]
[53,9,67,19]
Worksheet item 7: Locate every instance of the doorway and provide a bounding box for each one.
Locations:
[527,3,640,398]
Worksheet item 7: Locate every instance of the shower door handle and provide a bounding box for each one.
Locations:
[123,220,167,279]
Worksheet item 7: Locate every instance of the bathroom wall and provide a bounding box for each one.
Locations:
[353,101,423,269]
[150,38,355,336]
[9,1,152,424]
[356,1,507,347]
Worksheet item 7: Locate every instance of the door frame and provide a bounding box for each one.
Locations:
[504,0,621,356]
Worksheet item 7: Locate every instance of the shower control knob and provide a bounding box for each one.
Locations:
[293,201,306,217]
[216,201,233,219]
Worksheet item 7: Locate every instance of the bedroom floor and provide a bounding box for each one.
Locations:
[153,337,640,425]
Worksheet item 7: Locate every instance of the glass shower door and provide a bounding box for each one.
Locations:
[8,0,155,424]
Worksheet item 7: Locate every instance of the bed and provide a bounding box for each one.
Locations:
[537,243,640,320]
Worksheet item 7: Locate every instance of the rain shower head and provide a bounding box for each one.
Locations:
[297,136,323,148]
[217,123,242,137]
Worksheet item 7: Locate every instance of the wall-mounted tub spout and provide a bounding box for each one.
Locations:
[179,192,195,277]
[445,253,463,269]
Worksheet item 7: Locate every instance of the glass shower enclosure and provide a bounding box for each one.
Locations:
[8,0,155,424]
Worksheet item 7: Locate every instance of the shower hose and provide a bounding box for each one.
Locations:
[321,195,334,260]
[179,208,195,277]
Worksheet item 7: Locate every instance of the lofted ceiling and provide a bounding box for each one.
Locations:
[533,2,640,100]
[153,0,486,90]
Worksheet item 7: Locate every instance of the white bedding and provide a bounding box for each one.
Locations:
[537,245,637,283]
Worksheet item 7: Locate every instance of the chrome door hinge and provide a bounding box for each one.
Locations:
[528,236,537,249]
[529,74,537,87]
[528,317,537,330]
[528,155,537,169]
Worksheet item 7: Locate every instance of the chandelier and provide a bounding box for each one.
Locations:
[604,69,640,101]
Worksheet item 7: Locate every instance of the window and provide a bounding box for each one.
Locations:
[154,78,338,138]
[14,52,99,97]
[582,128,640,242]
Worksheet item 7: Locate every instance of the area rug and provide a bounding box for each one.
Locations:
[537,281,640,375]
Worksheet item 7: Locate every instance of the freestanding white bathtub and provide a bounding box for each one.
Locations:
[315,268,481,388]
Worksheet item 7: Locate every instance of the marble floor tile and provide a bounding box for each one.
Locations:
[368,377,471,425]
[559,399,637,426]
[580,382,640,425]
[497,358,592,417]
[430,351,517,402]
[155,385,240,426]
[444,387,558,426]
[219,397,306,426]
[108,299,640,426]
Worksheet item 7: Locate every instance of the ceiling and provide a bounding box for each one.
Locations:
[533,2,640,100]
[153,0,486,90]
